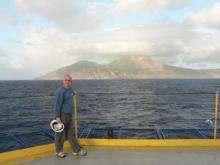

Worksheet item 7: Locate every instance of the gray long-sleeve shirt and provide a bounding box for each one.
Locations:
[54,86,76,118]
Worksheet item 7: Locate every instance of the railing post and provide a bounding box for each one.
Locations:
[74,95,78,139]
[214,90,219,139]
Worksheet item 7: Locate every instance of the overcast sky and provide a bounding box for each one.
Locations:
[0,0,220,80]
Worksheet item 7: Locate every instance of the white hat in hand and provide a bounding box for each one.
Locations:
[50,120,64,133]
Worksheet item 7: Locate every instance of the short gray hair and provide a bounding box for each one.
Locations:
[63,74,72,80]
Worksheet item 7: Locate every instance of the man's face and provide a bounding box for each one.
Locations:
[63,76,72,88]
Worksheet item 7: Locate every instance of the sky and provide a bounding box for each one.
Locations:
[0,0,220,80]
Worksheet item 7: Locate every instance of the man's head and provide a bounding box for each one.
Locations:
[63,74,72,88]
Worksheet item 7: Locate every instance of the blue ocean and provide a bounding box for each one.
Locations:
[0,79,219,134]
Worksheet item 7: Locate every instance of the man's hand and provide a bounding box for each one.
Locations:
[55,117,61,123]
[76,93,80,97]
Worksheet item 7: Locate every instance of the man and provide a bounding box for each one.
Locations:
[54,74,87,158]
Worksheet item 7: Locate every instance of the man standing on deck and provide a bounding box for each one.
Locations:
[54,74,87,158]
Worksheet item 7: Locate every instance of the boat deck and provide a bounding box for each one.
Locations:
[21,148,220,165]
[1,128,220,153]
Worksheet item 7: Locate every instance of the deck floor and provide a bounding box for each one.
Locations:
[21,148,220,165]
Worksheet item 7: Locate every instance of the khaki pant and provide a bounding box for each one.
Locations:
[55,113,81,153]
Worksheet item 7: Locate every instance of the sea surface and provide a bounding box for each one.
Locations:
[0,79,219,134]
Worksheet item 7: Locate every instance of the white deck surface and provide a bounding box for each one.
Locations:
[21,148,220,165]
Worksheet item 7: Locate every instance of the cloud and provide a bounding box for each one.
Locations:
[0,12,15,26]
[2,0,220,79]
[9,25,75,75]
[9,20,220,79]
[12,0,108,32]
[185,2,220,28]
[10,56,24,69]
[113,0,191,13]
[0,48,40,80]
[0,49,6,57]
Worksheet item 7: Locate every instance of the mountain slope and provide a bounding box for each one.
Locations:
[36,56,220,80]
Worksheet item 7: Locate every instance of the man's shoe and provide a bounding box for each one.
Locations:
[56,152,66,158]
[73,149,87,156]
